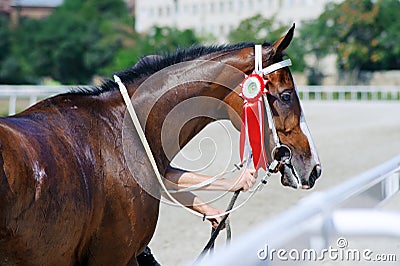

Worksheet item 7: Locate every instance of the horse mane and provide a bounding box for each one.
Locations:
[70,42,270,96]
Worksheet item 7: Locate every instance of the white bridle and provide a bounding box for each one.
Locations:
[244,45,293,167]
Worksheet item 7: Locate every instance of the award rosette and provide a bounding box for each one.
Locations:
[239,73,268,170]
[240,74,265,102]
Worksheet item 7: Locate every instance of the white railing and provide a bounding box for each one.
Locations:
[0,85,71,115]
[1,85,400,116]
[297,85,400,101]
[196,154,400,265]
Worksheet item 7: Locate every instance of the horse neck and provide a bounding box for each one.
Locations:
[126,50,254,173]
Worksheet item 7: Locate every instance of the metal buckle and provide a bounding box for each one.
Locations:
[271,144,292,164]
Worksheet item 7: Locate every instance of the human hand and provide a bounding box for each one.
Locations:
[227,168,257,192]
[205,208,227,230]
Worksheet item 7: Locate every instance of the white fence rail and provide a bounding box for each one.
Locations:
[298,85,400,101]
[1,85,400,116]
[197,154,400,265]
[0,85,71,115]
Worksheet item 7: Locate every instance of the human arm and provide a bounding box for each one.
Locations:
[164,166,257,192]
[162,166,257,229]
[161,190,226,229]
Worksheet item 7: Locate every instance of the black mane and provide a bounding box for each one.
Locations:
[70,42,262,96]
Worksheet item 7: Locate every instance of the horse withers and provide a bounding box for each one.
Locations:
[0,25,320,265]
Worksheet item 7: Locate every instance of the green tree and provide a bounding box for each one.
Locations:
[227,14,307,72]
[11,0,132,84]
[140,26,199,55]
[102,26,200,74]
[0,17,9,63]
[0,16,12,83]
[228,14,281,43]
[302,0,400,83]
[8,0,200,84]
[0,17,36,84]
[373,0,400,70]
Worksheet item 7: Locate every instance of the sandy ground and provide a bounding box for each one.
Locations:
[148,102,400,265]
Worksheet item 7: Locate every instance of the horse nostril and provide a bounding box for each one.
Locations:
[313,164,322,179]
[308,164,322,188]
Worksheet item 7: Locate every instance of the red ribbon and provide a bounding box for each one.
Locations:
[239,74,268,170]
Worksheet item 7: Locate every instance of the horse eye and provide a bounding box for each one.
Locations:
[280,92,292,103]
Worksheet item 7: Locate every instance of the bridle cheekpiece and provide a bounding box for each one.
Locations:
[239,45,292,172]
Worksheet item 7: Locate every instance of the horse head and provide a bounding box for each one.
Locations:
[224,25,321,189]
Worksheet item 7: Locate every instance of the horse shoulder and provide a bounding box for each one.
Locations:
[0,119,39,263]
[0,120,34,198]
[0,126,14,217]
[0,113,103,263]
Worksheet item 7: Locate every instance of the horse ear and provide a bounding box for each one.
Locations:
[272,23,295,55]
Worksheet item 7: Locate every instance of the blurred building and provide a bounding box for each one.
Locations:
[9,0,63,23]
[0,0,12,15]
[0,0,135,24]
[136,0,340,41]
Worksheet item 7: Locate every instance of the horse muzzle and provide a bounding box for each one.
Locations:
[279,162,322,190]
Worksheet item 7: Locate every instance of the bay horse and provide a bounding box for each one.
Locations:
[0,25,321,265]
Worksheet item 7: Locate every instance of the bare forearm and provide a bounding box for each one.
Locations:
[161,191,215,215]
[164,167,229,191]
